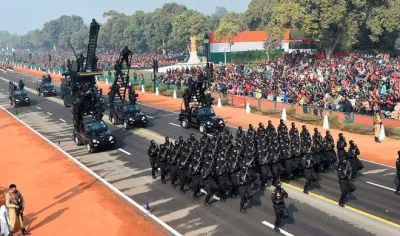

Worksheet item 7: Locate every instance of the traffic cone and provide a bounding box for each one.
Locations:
[281,108,287,121]
[141,85,145,93]
[217,98,222,108]
[323,114,329,129]
[245,102,251,114]
[155,87,159,96]
[173,90,177,99]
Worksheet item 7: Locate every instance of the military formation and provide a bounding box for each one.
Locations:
[147,120,368,231]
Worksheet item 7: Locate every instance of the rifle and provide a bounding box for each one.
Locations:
[171,146,181,164]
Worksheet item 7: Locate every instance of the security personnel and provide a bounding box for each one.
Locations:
[229,143,242,198]
[169,142,181,188]
[201,160,215,207]
[200,133,209,146]
[396,151,400,195]
[157,144,169,184]
[236,126,245,143]
[259,145,272,189]
[289,122,297,139]
[346,140,362,181]
[237,165,252,214]
[271,182,289,233]
[178,146,192,194]
[164,136,174,150]
[337,133,347,161]
[215,154,231,202]
[373,108,382,143]
[323,131,336,168]
[282,141,293,182]
[277,119,288,136]
[222,127,233,146]
[18,79,25,90]
[147,140,159,179]
[190,155,202,200]
[337,159,356,207]
[120,46,132,67]
[300,125,312,152]
[187,133,198,147]
[270,145,284,186]
[303,154,318,194]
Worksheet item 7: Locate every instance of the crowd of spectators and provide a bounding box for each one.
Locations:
[158,52,400,120]
[11,48,184,70]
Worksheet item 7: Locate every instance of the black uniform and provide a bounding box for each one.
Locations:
[215,156,232,201]
[201,161,216,206]
[271,183,289,232]
[178,146,191,194]
[157,145,170,183]
[147,140,159,179]
[120,46,132,67]
[346,141,362,181]
[323,131,337,167]
[190,156,202,200]
[169,144,181,187]
[337,134,347,161]
[303,155,318,194]
[337,159,356,207]
[237,166,253,214]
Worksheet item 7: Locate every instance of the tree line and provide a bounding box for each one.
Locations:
[1,0,400,58]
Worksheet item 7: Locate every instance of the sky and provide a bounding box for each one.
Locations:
[0,0,252,35]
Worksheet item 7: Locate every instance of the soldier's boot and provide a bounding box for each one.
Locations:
[395,186,400,195]
[274,226,280,233]
[240,208,246,214]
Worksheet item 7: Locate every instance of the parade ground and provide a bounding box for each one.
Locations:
[0,108,171,236]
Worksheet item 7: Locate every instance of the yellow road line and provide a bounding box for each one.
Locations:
[282,182,400,229]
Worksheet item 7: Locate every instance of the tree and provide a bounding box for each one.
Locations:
[215,21,240,63]
[210,6,228,30]
[245,0,278,30]
[171,10,208,53]
[219,12,248,31]
[265,22,284,61]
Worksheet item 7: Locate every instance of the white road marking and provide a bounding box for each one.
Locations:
[36,107,41,110]
[0,106,182,236]
[262,221,295,236]
[383,172,396,176]
[46,112,52,115]
[169,123,180,127]
[359,159,395,169]
[59,118,66,123]
[147,115,154,119]
[366,181,396,191]
[362,169,388,175]
[118,148,131,155]
[200,189,221,201]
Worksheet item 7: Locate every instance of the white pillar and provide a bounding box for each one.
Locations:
[245,102,251,114]
[323,114,329,130]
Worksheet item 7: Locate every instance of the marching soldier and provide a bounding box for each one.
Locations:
[202,160,216,207]
[169,141,181,188]
[157,144,170,184]
[237,165,252,214]
[337,159,356,207]
[303,154,318,194]
[147,140,159,179]
[190,154,202,200]
[347,141,362,181]
[337,133,347,161]
[323,131,336,170]
[271,182,289,233]
[178,145,192,194]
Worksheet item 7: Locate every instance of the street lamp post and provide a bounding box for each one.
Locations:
[203,33,210,84]
[152,58,158,93]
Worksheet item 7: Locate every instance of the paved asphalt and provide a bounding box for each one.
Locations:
[0,71,399,236]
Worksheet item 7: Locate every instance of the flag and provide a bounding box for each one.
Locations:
[11,47,15,52]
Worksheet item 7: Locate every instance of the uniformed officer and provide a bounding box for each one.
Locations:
[147,140,159,179]
[303,154,318,194]
[337,159,356,207]
[337,133,347,161]
[346,140,362,181]
[157,144,170,184]
[271,182,289,233]
[238,165,252,214]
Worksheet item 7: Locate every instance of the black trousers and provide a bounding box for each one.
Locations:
[191,175,201,197]
[179,169,189,191]
[260,165,273,187]
[396,171,400,192]
[204,179,214,203]
[217,175,232,199]
[150,158,157,177]
[273,203,288,227]
[304,168,317,191]
[337,149,346,161]
[159,161,167,181]
[239,184,252,209]
[339,178,356,203]
[284,159,294,178]
[271,163,285,184]
[229,172,239,196]
[170,165,178,185]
